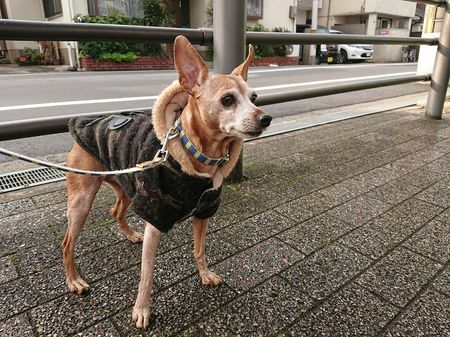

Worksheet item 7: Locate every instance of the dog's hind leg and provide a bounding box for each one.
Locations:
[192,216,222,286]
[105,178,144,243]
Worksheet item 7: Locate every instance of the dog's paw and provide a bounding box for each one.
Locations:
[67,277,90,294]
[132,306,151,330]
[200,270,223,286]
[125,229,144,243]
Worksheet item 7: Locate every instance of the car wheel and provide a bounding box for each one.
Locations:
[340,50,348,63]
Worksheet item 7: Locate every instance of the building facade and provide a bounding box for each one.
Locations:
[0,0,425,65]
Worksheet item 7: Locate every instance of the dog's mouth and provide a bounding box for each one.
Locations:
[243,130,263,138]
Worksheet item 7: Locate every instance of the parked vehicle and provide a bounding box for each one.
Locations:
[296,25,373,64]
[330,30,374,63]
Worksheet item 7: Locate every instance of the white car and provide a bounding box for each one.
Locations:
[330,30,374,63]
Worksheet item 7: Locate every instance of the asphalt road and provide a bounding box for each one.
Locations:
[0,62,428,162]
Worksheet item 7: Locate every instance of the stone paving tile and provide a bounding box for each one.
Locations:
[112,275,236,337]
[289,283,398,337]
[274,192,341,224]
[0,264,67,321]
[78,240,141,284]
[383,290,450,337]
[281,244,371,300]
[339,222,405,260]
[396,167,448,188]
[29,267,139,336]
[77,320,121,337]
[387,149,445,174]
[327,195,391,226]
[0,198,35,218]
[214,238,303,293]
[403,219,450,264]
[424,154,450,173]
[365,179,423,205]
[430,265,450,295]
[356,247,443,307]
[415,178,450,208]
[152,243,197,292]
[354,166,402,187]
[0,314,34,337]
[277,213,354,256]
[0,256,18,284]
[199,276,314,337]
[0,203,66,254]
[31,189,67,208]
[381,198,443,231]
[319,176,377,202]
[14,242,61,276]
[430,137,450,153]
[215,210,296,251]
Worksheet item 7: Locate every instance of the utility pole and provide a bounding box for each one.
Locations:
[213,0,247,182]
[309,0,319,64]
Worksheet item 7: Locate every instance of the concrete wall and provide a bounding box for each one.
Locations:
[253,0,296,31]
[373,28,410,62]
[4,0,44,62]
[190,0,209,28]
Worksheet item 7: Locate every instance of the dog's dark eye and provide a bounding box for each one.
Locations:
[221,95,235,107]
[250,94,257,103]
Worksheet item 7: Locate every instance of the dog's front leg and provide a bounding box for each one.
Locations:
[132,222,161,330]
[192,217,222,286]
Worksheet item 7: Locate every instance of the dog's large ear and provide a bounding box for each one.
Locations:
[173,35,209,93]
[231,44,254,81]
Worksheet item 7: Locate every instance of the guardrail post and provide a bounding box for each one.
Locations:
[425,0,450,119]
[213,0,247,182]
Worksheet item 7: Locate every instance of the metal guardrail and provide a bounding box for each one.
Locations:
[0,19,439,46]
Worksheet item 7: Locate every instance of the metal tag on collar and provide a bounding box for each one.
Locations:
[217,153,230,166]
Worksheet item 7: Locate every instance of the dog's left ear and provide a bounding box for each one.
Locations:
[173,35,209,93]
[231,44,254,81]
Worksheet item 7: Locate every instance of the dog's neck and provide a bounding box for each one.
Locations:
[180,97,234,176]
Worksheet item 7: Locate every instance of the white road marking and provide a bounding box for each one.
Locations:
[255,72,416,91]
[0,71,417,112]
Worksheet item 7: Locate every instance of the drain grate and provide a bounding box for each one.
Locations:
[0,166,66,193]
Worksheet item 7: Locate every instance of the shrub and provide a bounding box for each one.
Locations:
[98,52,139,63]
[76,0,173,60]
[17,48,45,65]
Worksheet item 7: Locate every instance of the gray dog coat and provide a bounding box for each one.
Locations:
[68,112,222,233]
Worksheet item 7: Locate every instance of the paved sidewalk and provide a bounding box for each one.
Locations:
[0,105,449,336]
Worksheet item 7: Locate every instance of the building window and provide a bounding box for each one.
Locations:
[248,0,263,20]
[377,17,392,29]
[87,0,143,18]
[42,0,62,18]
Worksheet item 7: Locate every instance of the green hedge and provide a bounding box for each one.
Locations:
[76,0,172,61]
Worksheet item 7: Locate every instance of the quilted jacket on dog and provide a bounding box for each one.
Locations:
[68,113,222,233]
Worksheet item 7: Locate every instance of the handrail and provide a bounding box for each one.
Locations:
[246,31,437,46]
[0,19,213,45]
[0,75,430,141]
[0,19,438,46]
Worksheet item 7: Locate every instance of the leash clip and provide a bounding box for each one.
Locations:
[157,127,179,163]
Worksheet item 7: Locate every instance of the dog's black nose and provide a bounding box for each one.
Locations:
[259,114,272,128]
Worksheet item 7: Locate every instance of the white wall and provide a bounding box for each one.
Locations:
[257,0,296,31]
[190,0,209,28]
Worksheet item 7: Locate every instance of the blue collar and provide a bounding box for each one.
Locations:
[174,117,229,166]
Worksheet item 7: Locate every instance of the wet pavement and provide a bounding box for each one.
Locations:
[0,105,449,336]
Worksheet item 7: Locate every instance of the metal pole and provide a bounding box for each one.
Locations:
[425,0,450,119]
[309,0,319,64]
[213,0,246,182]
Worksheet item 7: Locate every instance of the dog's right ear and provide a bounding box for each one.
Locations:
[173,35,209,93]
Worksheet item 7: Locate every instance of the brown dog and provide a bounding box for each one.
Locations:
[62,35,271,329]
